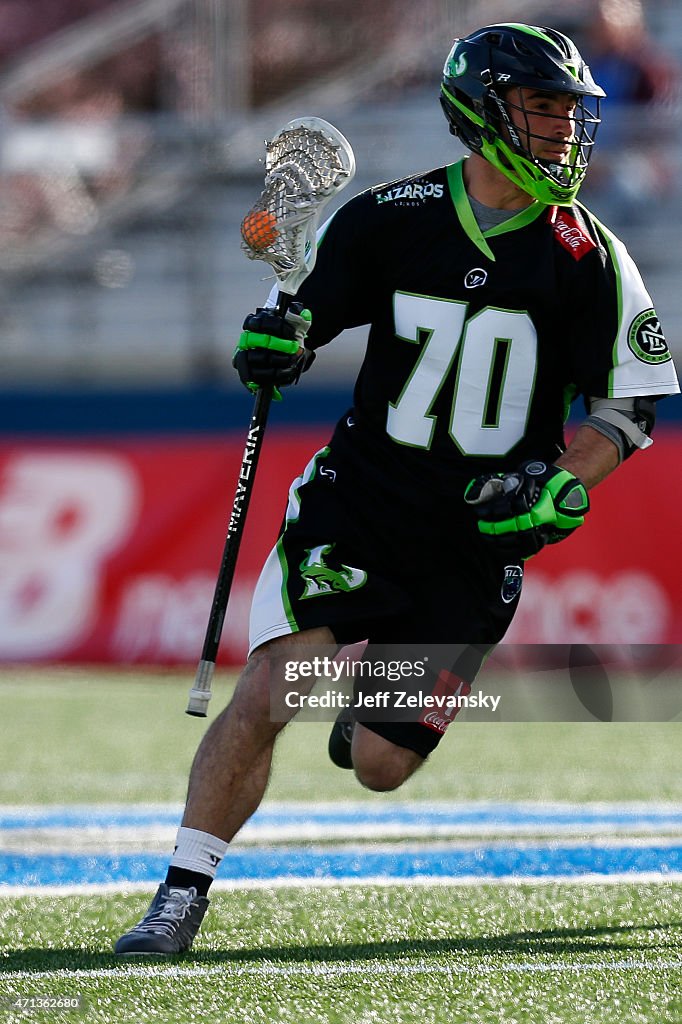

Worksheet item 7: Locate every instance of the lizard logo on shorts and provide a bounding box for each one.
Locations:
[299,544,368,599]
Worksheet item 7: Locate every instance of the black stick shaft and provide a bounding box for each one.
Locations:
[186,387,273,716]
[205,385,272,664]
[186,294,290,716]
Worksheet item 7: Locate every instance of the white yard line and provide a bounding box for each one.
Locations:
[2,959,682,982]
[3,827,679,851]
[2,871,682,897]
[1,800,681,822]
[4,827,682,852]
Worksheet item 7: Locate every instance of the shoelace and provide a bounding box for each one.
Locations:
[134,888,197,936]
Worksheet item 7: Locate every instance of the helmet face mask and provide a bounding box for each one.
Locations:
[441,23,605,205]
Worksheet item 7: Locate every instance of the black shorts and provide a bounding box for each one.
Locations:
[249,419,523,756]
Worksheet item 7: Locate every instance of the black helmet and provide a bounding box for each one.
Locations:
[440,23,605,204]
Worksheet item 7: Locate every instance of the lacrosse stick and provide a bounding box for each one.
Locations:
[186,116,355,716]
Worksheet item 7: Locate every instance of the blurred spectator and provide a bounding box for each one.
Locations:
[0,1,118,64]
[15,39,164,120]
[0,1,163,117]
[250,0,411,106]
[576,0,680,219]
[582,0,678,106]
[0,1,161,263]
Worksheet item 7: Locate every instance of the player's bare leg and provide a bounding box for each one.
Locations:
[115,626,334,955]
[182,625,336,840]
[351,722,424,791]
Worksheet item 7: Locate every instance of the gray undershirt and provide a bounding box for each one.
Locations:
[468,195,519,233]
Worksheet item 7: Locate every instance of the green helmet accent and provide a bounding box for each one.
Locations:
[440,23,605,205]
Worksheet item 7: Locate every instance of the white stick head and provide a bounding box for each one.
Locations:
[240,116,356,295]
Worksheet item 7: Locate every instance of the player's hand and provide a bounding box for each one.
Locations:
[233,303,315,398]
[464,460,590,559]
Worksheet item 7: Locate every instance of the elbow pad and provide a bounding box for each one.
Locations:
[584,396,657,462]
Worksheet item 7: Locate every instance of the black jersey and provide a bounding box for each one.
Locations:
[294,158,679,497]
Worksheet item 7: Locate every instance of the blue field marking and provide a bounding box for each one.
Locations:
[2,802,682,832]
[1,843,681,888]
[2,803,682,888]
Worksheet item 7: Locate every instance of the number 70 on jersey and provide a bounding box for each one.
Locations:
[387,291,537,457]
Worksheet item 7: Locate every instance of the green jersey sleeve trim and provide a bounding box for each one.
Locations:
[579,206,624,399]
[582,204,680,399]
[446,160,546,260]
[562,382,578,423]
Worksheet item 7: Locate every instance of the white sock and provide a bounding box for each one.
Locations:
[170,827,228,880]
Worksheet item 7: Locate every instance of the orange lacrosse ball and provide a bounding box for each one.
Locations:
[241,209,279,251]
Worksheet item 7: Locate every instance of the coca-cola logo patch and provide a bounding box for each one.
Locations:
[551,211,596,261]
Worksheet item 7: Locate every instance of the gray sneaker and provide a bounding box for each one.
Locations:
[114,884,209,955]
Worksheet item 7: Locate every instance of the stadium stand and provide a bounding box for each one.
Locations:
[0,0,680,397]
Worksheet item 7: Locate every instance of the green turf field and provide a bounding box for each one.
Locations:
[0,669,680,1024]
[1,667,680,804]
[1,886,681,1023]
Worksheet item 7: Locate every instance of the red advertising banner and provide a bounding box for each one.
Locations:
[0,431,680,666]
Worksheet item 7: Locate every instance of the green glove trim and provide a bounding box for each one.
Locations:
[541,470,589,530]
[479,511,533,536]
[477,469,588,538]
[244,380,283,401]
[542,469,575,498]
[237,330,300,354]
[467,461,589,562]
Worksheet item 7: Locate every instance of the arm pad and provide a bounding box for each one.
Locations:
[584,396,656,462]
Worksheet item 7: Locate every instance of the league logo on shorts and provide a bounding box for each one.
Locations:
[501,564,523,604]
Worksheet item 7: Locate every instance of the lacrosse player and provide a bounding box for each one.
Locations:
[115,23,679,954]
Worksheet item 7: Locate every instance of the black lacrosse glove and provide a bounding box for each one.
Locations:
[233,302,315,399]
[464,459,590,560]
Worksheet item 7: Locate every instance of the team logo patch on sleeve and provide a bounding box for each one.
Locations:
[551,211,596,260]
[627,309,671,364]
